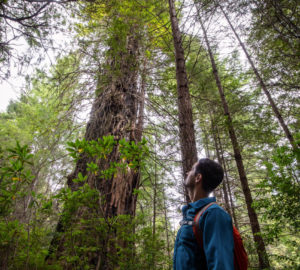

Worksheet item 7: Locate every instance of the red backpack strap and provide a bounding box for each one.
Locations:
[193,202,217,247]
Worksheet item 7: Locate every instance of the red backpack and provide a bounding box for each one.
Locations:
[193,202,248,270]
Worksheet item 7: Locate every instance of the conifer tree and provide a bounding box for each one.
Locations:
[196,6,270,268]
[168,0,198,202]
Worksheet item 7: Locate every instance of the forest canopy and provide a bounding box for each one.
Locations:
[0,0,299,269]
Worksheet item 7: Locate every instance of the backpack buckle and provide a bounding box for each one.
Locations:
[179,220,194,226]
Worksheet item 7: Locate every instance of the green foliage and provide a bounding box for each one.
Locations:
[247,0,300,137]
[0,219,61,270]
[66,136,148,180]
[0,53,83,180]
[0,137,171,269]
[66,136,116,162]
[255,145,300,234]
[2,0,299,269]
[0,142,34,217]
[46,136,172,269]
[251,145,300,268]
[0,143,59,269]
[75,0,170,82]
[0,0,69,79]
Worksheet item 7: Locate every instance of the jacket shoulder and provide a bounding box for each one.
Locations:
[206,203,228,213]
[199,204,232,227]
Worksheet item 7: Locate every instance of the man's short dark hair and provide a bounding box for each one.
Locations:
[195,158,224,193]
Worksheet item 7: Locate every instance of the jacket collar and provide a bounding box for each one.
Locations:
[182,197,216,216]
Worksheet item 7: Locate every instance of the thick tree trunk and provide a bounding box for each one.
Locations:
[47,35,142,269]
[197,12,270,269]
[70,36,140,217]
[168,0,198,202]
[219,4,298,152]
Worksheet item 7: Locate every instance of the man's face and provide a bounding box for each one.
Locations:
[184,163,197,189]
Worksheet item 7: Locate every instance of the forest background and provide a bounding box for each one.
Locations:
[0,0,299,269]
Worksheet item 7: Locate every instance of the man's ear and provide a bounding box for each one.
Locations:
[195,173,202,183]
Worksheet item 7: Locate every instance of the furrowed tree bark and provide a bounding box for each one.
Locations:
[47,34,142,269]
[219,3,299,152]
[74,34,141,216]
[197,11,270,269]
[168,0,198,202]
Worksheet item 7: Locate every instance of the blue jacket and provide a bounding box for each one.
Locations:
[173,197,234,270]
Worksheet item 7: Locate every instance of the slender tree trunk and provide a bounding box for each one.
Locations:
[168,0,198,202]
[197,11,270,269]
[152,160,157,239]
[203,126,211,159]
[201,121,222,201]
[209,111,231,215]
[163,190,172,270]
[219,4,298,152]
[151,148,158,269]
[210,109,239,228]
[217,130,239,230]
[135,61,146,142]
[132,59,147,216]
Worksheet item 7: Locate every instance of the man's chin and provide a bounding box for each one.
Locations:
[184,183,194,189]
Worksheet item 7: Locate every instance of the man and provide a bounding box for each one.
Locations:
[173,158,234,270]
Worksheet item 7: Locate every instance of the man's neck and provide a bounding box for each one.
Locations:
[189,188,209,202]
